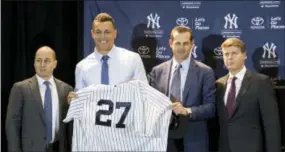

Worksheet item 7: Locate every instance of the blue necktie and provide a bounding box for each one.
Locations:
[44,81,52,144]
[101,55,109,84]
[170,64,182,102]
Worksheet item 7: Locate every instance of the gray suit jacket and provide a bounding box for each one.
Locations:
[216,70,281,152]
[6,76,73,152]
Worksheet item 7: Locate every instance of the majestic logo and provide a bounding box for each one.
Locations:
[262,42,277,59]
[137,46,150,55]
[147,13,160,29]
[224,13,238,29]
[251,17,264,26]
[176,17,188,26]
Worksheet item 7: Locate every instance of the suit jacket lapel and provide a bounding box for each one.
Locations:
[220,75,229,118]
[230,70,252,119]
[54,78,64,120]
[162,60,172,96]
[54,78,65,141]
[221,75,229,102]
[28,76,45,123]
[182,59,197,103]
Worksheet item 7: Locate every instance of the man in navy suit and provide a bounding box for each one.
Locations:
[150,25,216,152]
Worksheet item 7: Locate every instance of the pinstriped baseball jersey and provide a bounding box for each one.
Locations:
[63,80,172,151]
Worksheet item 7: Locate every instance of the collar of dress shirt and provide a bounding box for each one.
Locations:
[172,53,191,72]
[36,74,55,87]
[228,66,247,82]
[94,45,116,61]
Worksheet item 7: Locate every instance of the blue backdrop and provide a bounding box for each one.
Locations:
[83,1,285,150]
[83,1,284,86]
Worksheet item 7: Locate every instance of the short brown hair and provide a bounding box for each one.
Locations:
[92,13,116,30]
[221,37,246,53]
[170,25,193,41]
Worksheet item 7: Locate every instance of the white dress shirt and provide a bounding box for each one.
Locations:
[224,66,247,105]
[169,54,191,101]
[36,75,59,143]
[75,45,148,90]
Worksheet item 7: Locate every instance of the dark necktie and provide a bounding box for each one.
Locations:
[101,55,109,84]
[169,64,182,130]
[226,77,237,115]
[44,81,52,144]
[170,64,182,102]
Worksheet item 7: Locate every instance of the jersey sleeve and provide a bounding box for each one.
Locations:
[63,88,94,123]
[136,81,172,136]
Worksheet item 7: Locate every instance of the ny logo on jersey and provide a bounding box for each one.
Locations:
[96,100,131,128]
[147,13,160,29]
[262,42,277,59]
[224,13,238,29]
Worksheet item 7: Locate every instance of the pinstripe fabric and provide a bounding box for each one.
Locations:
[63,80,172,151]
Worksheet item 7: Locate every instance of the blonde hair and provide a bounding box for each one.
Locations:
[221,37,246,53]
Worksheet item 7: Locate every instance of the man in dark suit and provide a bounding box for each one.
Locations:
[6,46,73,152]
[150,25,216,152]
[216,37,281,152]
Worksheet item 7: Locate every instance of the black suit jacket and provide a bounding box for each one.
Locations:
[216,70,281,152]
[6,76,73,152]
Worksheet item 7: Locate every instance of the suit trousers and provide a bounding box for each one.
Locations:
[45,141,59,152]
[167,138,184,152]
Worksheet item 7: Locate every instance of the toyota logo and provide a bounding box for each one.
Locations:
[251,17,264,26]
[214,47,223,56]
[176,17,188,26]
[137,46,150,55]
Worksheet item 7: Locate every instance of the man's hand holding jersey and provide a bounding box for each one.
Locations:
[171,96,192,117]
[67,91,78,103]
